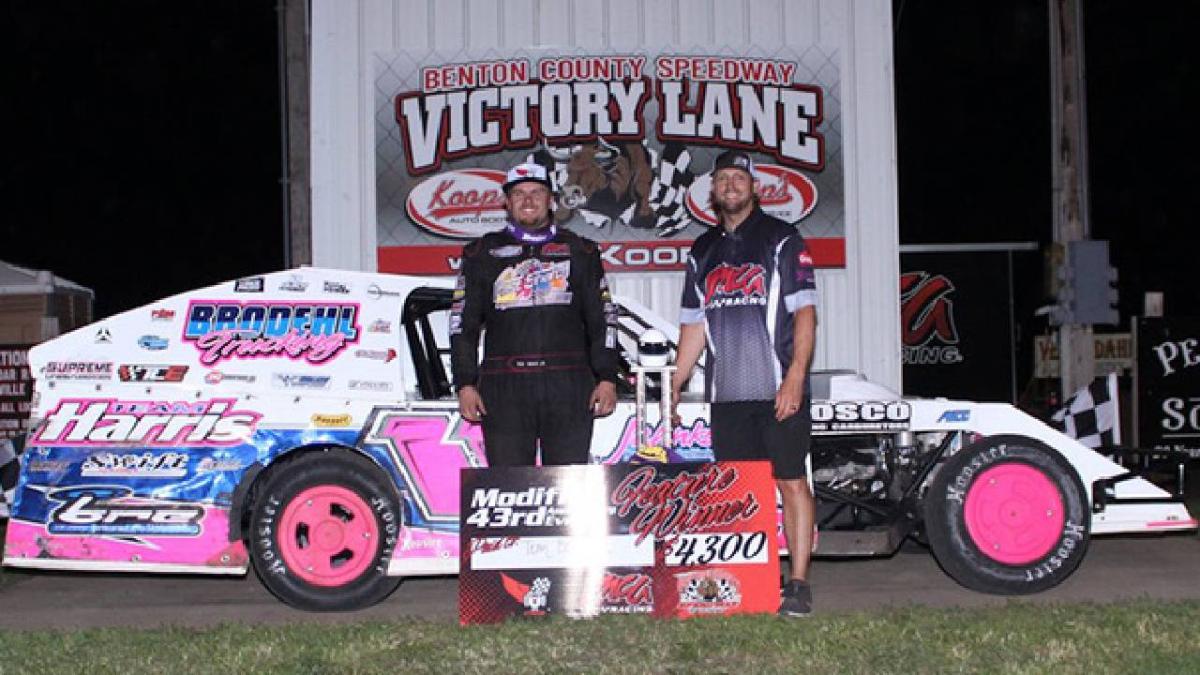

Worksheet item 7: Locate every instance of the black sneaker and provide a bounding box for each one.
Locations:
[778,580,812,617]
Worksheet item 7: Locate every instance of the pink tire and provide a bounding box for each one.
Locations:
[249,451,402,611]
[925,435,1090,594]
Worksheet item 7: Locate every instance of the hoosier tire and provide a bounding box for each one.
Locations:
[249,451,402,611]
[924,435,1090,594]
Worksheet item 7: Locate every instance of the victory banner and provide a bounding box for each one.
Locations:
[459,461,780,624]
[375,48,845,274]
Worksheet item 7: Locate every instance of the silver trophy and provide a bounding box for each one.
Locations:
[632,330,676,459]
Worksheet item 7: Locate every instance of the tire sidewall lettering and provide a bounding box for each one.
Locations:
[926,435,1091,594]
[247,452,403,610]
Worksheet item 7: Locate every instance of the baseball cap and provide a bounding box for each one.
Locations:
[502,162,554,194]
[711,150,756,179]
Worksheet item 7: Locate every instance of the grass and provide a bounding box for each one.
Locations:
[1,601,1199,674]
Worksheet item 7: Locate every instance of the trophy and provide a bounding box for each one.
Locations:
[632,330,676,462]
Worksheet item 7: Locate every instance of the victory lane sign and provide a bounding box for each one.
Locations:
[458,461,780,624]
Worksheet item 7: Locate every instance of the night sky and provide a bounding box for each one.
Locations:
[3,1,1194,324]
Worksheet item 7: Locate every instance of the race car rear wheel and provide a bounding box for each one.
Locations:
[924,435,1090,594]
[249,451,402,611]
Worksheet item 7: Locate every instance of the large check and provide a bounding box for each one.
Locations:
[459,461,780,624]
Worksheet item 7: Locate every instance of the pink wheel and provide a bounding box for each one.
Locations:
[963,462,1064,565]
[278,485,380,587]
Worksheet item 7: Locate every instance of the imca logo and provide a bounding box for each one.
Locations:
[900,271,963,365]
[704,263,767,308]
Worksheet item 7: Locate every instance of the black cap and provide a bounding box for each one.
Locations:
[711,150,757,178]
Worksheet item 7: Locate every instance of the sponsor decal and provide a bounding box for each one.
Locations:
[367,284,404,299]
[494,259,572,309]
[368,319,392,334]
[900,271,962,365]
[196,456,245,473]
[311,413,352,427]
[500,573,551,615]
[47,486,204,537]
[703,263,767,308]
[272,373,332,390]
[81,451,189,478]
[44,361,114,381]
[95,328,112,344]
[234,277,265,293]
[600,573,654,614]
[203,371,257,385]
[405,169,509,239]
[489,245,523,258]
[118,364,189,383]
[355,348,397,363]
[608,419,714,463]
[138,335,169,351]
[348,379,394,392]
[26,459,71,473]
[278,275,309,292]
[183,300,360,365]
[686,164,819,226]
[150,308,176,321]
[810,401,912,432]
[675,570,742,614]
[32,398,260,446]
[540,243,570,257]
[937,409,970,423]
[323,281,351,294]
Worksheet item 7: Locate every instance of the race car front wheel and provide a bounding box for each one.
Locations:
[249,450,402,611]
[924,435,1090,594]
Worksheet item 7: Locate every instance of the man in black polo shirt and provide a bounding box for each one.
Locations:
[671,150,819,616]
[450,162,619,467]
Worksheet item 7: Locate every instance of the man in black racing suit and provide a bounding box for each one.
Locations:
[449,162,620,466]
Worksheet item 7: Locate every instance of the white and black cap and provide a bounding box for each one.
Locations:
[502,162,554,194]
[711,149,757,179]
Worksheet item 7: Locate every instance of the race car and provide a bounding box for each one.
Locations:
[2,267,1194,611]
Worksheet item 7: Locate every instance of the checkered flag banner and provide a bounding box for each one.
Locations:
[646,143,697,238]
[1051,372,1121,448]
[0,436,21,519]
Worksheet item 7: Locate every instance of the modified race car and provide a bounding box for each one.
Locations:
[2,267,1194,610]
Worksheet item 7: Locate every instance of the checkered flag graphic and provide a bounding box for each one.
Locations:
[0,436,21,519]
[646,143,697,237]
[1051,372,1121,448]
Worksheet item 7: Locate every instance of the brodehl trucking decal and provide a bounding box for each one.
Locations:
[182,300,361,365]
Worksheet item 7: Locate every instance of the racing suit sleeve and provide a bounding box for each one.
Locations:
[449,241,487,391]
[582,245,620,384]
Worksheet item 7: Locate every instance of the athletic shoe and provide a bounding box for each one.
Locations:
[778,580,812,617]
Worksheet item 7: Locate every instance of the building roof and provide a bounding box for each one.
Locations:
[0,260,93,296]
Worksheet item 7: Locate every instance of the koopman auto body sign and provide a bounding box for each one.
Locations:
[374,48,844,274]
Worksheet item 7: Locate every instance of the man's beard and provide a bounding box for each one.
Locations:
[712,192,753,217]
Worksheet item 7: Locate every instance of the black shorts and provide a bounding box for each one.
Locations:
[710,399,811,480]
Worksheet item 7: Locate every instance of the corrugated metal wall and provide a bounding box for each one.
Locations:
[310,0,901,390]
